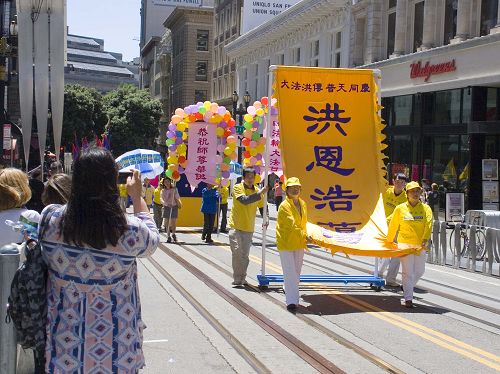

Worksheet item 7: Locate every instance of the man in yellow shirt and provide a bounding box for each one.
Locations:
[118,184,128,212]
[228,168,268,286]
[219,185,229,233]
[380,173,407,286]
[152,181,163,230]
[142,178,155,209]
[386,181,432,308]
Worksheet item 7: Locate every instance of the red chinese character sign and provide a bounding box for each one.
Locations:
[166,101,237,187]
[268,115,283,176]
[274,67,413,257]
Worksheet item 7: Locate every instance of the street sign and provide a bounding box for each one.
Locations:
[235,125,244,135]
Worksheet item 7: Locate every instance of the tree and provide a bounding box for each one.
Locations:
[62,84,108,149]
[103,84,162,156]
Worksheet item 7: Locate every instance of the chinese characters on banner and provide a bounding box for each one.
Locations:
[274,67,409,257]
[268,115,283,177]
[185,122,217,188]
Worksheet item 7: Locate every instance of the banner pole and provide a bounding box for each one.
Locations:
[373,68,382,278]
[261,65,277,277]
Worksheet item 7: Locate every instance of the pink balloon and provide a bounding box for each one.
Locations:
[247,106,256,116]
[222,178,230,187]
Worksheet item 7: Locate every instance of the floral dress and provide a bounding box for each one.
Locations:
[39,205,159,374]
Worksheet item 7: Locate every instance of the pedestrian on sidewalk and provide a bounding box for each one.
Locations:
[152,178,163,230]
[219,184,229,233]
[161,177,182,243]
[273,180,283,210]
[228,168,268,286]
[380,173,408,286]
[42,173,71,205]
[142,177,155,212]
[201,183,219,243]
[38,147,159,373]
[277,177,308,312]
[386,181,432,308]
[427,183,440,220]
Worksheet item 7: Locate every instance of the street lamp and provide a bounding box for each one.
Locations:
[231,90,251,165]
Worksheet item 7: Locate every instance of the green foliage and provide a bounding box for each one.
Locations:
[103,84,162,156]
[62,84,107,149]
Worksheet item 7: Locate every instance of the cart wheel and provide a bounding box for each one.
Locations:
[369,283,373,287]
[258,285,268,291]
[375,286,382,292]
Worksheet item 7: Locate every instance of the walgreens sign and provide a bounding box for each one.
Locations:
[410,59,456,82]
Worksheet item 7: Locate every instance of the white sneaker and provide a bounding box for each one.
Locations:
[385,280,401,287]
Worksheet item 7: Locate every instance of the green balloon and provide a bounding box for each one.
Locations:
[252,131,260,141]
[166,139,174,145]
[199,107,206,114]
[223,157,231,164]
[165,169,173,177]
[244,123,252,130]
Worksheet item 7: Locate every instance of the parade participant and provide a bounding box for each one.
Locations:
[118,183,128,212]
[386,181,433,308]
[152,178,163,230]
[201,183,219,243]
[38,148,159,373]
[276,177,308,312]
[161,177,182,243]
[380,173,408,286]
[219,184,229,233]
[142,177,155,210]
[42,173,72,205]
[0,168,31,246]
[228,167,268,286]
[274,180,283,209]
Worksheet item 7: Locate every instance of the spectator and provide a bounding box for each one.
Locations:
[427,183,440,220]
[219,185,229,233]
[228,168,268,286]
[41,173,72,206]
[38,147,159,373]
[274,180,283,209]
[48,161,63,177]
[118,183,128,212]
[160,177,182,243]
[386,181,432,308]
[201,183,219,243]
[152,178,163,230]
[0,168,31,246]
[276,177,308,312]
[26,169,45,213]
[142,177,155,210]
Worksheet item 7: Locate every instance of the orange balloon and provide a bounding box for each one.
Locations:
[178,155,186,163]
[224,129,232,137]
[243,151,251,158]
[228,118,236,127]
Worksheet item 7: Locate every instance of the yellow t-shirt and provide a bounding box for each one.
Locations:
[386,201,433,245]
[383,186,407,217]
[142,185,155,205]
[118,184,128,198]
[276,197,308,251]
[220,186,229,204]
[228,182,264,232]
[153,187,162,204]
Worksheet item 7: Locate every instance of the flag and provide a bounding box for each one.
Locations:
[443,158,457,182]
[459,163,469,181]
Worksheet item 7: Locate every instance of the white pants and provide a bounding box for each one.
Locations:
[400,249,426,301]
[279,250,305,306]
[379,257,400,283]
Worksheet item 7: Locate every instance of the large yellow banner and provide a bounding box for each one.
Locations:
[274,66,411,257]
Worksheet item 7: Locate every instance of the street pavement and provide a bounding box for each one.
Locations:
[137,199,500,373]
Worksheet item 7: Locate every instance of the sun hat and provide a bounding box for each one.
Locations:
[405,181,422,191]
[285,177,301,188]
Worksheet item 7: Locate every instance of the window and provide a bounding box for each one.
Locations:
[154,79,161,96]
[413,1,424,52]
[195,61,208,81]
[293,47,301,64]
[387,1,397,57]
[195,90,207,102]
[434,90,462,125]
[277,53,284,65]
[330,31,342,67]
[197,30,209,51]
[393,95,413,126]
[443,0,458,45]
[480,0,499,36]
[310,40,319,67]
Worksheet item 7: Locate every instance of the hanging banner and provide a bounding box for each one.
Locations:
[274,66,411,257]
[268,115,283,177]
[185,122,217,187]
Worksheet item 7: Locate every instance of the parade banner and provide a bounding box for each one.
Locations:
[274,66,413,257]
[268,115,283,177]
[185,122,217,187]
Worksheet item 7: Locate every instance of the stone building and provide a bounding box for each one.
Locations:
[164,6,214,111]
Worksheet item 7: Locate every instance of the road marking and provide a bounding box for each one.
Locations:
[188,234,500,370]
[426,266,500,285]
[143,339,169,344]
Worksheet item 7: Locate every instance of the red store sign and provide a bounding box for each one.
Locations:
[410,59,456,82]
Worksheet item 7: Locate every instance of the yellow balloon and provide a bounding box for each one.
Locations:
[177,143,187,154]
[182,132,187,140]
[256,108,264,117]
[224,147,232,155]
[244,114,253,123]
[203,101,211,110]
[250,148,257,156]
[216,127,224,137]
[228,142,236,150]
[177,122,187,131]
[255,174,261,183]
[167,156,178,164]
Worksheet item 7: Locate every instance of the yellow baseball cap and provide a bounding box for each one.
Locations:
[406,181,422,191]
[285,177,301,188]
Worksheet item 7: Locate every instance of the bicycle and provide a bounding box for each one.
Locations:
[448,214,487,260]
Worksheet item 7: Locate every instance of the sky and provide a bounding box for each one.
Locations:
[66,0,141,62]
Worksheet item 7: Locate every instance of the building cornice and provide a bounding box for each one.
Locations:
[141,36,161,57]
[225,0,349,65]
[164,6,214,28]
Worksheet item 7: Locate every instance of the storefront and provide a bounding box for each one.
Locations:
[364,32,500,212]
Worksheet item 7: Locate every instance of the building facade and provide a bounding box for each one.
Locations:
[65,34,137,93]
[164,6,214,111]
[226,0,351,105]
[363,0,500,211]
